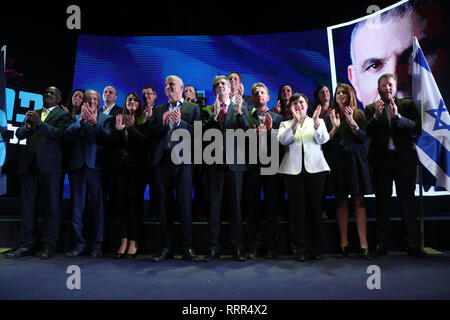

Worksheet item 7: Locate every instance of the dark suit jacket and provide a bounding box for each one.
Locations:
[247,108,283,174]
[100,104,122,117]
[65,113,114,171]
[111,117,150,169]
[148,101,200,166]
[16,107,72,174]
[203,102,250,172]
[365,98,421,167]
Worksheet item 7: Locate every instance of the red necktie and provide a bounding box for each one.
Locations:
[221,103,227,126]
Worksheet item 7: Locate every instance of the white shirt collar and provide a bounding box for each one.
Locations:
[168,98,184,107]
[102,104,115,114]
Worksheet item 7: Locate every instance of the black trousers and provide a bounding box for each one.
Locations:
[246,171,283,251]
[155,153,193,251]
[20,164,62,249]
[118,167,147,241]
[207,166,244,251]
[372,151,420,250]
[285,170,327,255]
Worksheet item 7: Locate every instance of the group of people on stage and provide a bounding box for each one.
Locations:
[5,71,428,262]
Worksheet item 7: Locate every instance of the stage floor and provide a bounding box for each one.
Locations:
[1,251,450,300]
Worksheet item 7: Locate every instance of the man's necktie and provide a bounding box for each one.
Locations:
[221,103,227,126]
[384,104,392,127]
[41,108,50,121]
[167,104,181,148]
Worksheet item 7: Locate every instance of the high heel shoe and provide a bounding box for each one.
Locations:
[360,248,373,260]
[115,252,126,259]
[336,246,349,258]
[116,238,129,259]
[126,246,138,259]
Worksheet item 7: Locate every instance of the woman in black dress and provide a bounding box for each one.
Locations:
[113,92,150,259]
[326,83,373,260]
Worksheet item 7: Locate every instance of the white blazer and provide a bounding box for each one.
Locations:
[278,117,330,175]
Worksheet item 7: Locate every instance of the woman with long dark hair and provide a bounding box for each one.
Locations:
[326,83,373,260]
[272,84,294,121]
[113,92,150,259]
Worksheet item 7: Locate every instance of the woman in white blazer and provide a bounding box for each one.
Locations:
[278,93,330,261]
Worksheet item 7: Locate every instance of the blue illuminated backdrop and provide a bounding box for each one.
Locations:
[73,30,331,109]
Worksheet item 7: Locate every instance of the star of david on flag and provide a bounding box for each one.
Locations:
[412,36,450,191]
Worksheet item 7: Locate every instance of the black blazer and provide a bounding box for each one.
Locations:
[203,102,250,172]
[16,107,72,174]
[112,118,150,169]
[247,109,283,174]
[65,113,114,171]
[148,101,200,166]
[100,104,122,117]
[365,98,421,167]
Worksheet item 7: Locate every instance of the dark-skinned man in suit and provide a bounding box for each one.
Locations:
[365,73,426,257]
[6,86,71,259]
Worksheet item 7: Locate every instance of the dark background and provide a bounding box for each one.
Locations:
[0,0,407,98]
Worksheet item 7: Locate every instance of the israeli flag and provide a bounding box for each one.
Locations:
[412,36,450,191]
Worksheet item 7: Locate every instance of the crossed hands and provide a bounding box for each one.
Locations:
[162,109,181,126]
[81,103,98,126]
[375,98,398,119]
[343,106,357,127]
[253,112,273,134]
[25,110,40,129]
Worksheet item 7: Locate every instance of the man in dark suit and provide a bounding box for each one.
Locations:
[202,75,250,262]
[245,83,283,259]
[142,86,159,222]
[65,90,114,258]
[6,86,71,259]
[100,85,122,222]
[149,75,200,262]
[365,73,426,257]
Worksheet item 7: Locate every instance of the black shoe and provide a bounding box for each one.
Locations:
[183,248,200,262]
[360,248,373,260]
[247,247,257,259]
[265,249,277,259]
[375,243,388,256]
[233,249,246,262]
[311,254,322,260]
[126,252,137,259]
[295,253,307,262]
[204,248,219,262]
[115,252,126,259]
[91,249,103,258]
[5,247,32,259]
[407,247,428,258]
[336,246,349,258]
[152,248,172,262]
[40,246,54,259]
[66,248,84,257]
